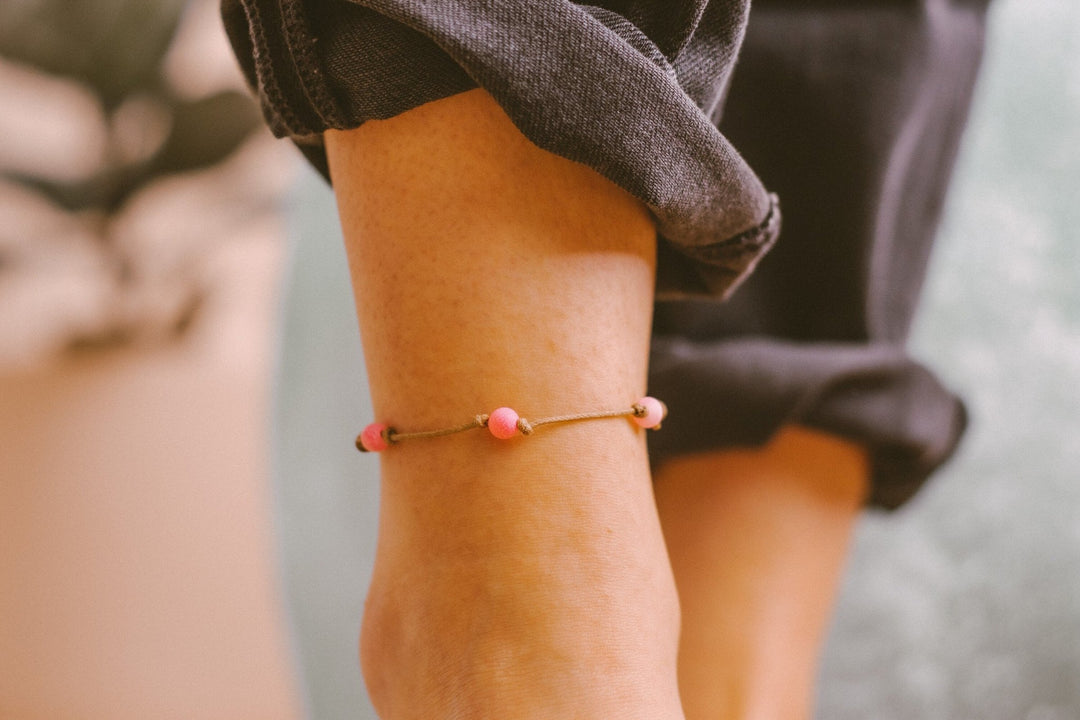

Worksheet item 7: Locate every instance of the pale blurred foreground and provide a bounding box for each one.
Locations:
[0,1,302,717]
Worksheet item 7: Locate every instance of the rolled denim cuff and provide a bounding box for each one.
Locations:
[221,0,779,299]
[646,337,969,510]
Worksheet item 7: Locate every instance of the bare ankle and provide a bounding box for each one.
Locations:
[358,438,684,718]
[360,569,683,719]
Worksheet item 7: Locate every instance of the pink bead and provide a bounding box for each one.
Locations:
[359,423,390,452]
[633,396,667,429]
[488,407,520,439]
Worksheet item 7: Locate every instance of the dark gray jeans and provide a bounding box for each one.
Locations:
[223,0,990,508]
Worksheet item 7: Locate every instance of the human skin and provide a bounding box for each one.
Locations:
[326,87,867,719]
[654,427,868,720]
[326,87,684,718]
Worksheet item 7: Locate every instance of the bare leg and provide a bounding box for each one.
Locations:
[326,88,683,718]
[654,426,868,720]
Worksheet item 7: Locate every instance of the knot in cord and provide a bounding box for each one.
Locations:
[356,397,665,452]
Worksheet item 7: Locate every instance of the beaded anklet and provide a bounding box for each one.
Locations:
[356,397,667,452]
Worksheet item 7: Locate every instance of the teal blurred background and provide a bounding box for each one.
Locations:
[273,1,1079,718]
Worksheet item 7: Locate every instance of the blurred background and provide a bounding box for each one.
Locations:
[1,0,1077,718]
[0,0,301,716]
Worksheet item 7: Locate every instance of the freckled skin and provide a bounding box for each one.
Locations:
[328,87,868,720]
[327,88,683,719]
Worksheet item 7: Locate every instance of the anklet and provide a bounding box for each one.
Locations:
[356,397,667,452]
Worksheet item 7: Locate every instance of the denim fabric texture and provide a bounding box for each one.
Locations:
[222,0,780,299]
[648,0,989,508]
[222,0,989,508]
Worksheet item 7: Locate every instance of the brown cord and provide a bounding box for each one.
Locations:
[356,402,659,452]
